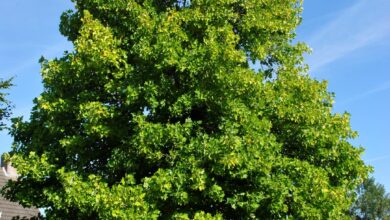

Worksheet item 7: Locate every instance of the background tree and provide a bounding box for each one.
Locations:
[2,0,369,219]
[0,78,12,130]
[351,177,390,220]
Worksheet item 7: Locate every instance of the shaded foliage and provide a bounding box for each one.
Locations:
[351,177,390,220]
[0,78,13,130]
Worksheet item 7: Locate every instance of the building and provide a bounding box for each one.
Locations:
[0,158,39,220]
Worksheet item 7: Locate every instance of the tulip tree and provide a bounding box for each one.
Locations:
[3,0,370,219]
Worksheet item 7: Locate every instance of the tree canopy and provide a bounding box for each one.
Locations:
[0,78,12,130]
[350,177,390,220]
[3,0,369,219]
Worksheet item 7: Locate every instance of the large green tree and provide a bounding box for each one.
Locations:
[2,0,369,219]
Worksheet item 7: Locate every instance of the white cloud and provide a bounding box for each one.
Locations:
[339,80,390,105]
[1,41,72,79]
[366,154,390,163]
[305,0,390,72]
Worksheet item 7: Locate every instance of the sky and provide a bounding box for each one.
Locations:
[0,1,389,191]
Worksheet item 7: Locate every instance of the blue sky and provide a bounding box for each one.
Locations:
[298,0,390,191]
[1,1,389,191]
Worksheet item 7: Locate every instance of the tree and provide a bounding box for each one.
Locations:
[0,78,12,130]
[2,0,370,219]
[351,177,390,220]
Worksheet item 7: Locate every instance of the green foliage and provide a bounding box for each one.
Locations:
[2,0,370,219]
[350,177,390,220]
[0,78,13,130]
